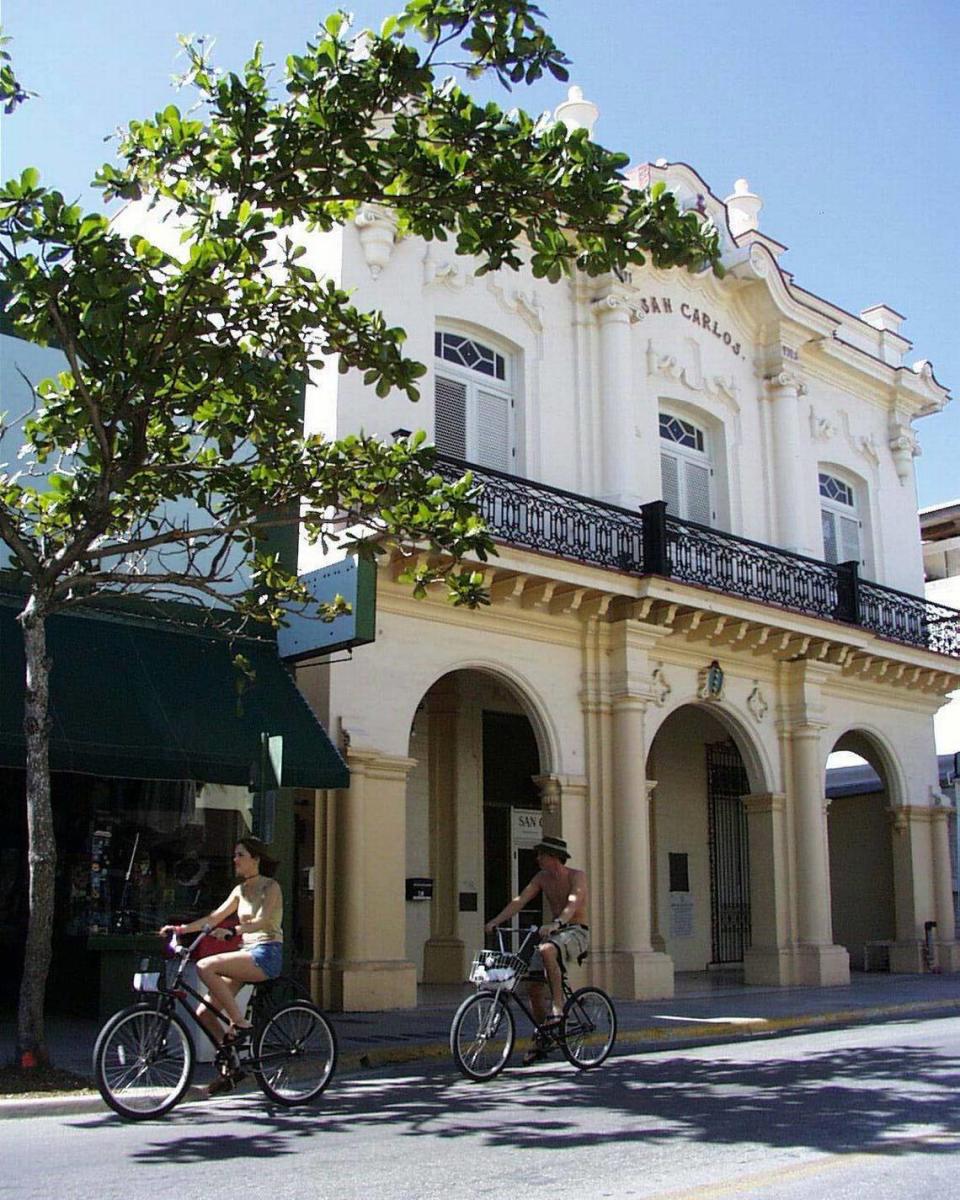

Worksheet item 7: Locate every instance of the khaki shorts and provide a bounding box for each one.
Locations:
[529,924,590,976]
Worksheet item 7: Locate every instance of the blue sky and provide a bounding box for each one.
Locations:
[4,0,958,506]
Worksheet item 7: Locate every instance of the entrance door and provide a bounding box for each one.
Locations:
[511,809,543,932]
[705,740,751,964]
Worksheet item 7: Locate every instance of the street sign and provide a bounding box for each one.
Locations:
[277,556,377,661]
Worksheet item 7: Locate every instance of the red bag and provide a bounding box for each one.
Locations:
[192,921,242,960]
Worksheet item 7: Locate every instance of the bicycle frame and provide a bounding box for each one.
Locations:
[480,926,574,1038]
[143,929,254,1058]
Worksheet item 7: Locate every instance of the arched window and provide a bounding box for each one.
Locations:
[659,411,713,526]
[434,331,515,473]
[819,471,862,566]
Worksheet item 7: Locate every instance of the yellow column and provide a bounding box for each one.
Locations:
[742,793,792,985]
[931,803,960,970]
[423,683,464,983]
[609,694,674,999]
[325,749,418,1011]
[889,805,943,973]
[790,724,849,984]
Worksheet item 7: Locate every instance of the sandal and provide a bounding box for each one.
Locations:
[521,1043,549,1067]
[223,1024,254,1048]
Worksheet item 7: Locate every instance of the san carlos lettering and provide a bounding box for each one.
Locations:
[635,295,741,357]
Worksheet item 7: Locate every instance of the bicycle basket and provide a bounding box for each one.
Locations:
[469,950,527,990]
[132,956,170,994]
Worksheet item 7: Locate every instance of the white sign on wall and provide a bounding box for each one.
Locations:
[669,893,694,939]
[511,808,543,847]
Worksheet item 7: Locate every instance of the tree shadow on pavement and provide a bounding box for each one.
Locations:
[85,1038,960,1165]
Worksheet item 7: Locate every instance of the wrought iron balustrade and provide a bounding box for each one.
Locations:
[664,515,840,621]
[435,455,960,660]
[436,456,644,573]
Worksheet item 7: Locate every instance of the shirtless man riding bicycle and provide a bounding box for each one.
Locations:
[484,835,588,1063]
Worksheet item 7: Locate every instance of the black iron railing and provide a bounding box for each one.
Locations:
[437,456,960,660]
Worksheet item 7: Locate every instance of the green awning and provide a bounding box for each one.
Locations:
[0,599,348,789]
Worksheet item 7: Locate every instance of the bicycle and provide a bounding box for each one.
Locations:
[450,925,616,1081]
[93,927,337,1120]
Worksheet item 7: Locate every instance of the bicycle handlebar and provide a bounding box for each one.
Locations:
[166,924,212,957]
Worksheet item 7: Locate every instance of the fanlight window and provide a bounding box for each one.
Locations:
[659,411,713,526]
[435,332,506,381]
[434,331,515,473]
[819,471,862,565]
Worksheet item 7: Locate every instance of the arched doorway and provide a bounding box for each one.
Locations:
[404,669,545,987]
[647,705,755,975]
[826,732,897,970]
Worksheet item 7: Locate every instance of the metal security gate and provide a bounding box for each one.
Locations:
[706,740,751,964]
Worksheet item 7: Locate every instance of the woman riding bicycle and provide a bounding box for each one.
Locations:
[160,835,283,1095]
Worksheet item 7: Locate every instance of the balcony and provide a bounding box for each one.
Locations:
[437,455,960,660]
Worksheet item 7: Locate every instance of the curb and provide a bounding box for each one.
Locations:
[4,996,959,1120]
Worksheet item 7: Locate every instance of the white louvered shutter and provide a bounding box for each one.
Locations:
[435,374,467,458]
[660,452,680,514]
[839,514,861,564]
[475,387,512,472]
[684,460,712,526]
[821,509,838,562]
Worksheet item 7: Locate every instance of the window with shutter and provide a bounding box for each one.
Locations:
[660,452,680,515]
[684,461,712,526]
[435,375,467,459]
[819,471,863,566]
[659,410,713,526]
[435,331,515,471]
[475,388,512,473]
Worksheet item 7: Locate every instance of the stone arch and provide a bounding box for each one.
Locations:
[645,699,768,976]
[647,692,774,797]
[400,656,560,777]
[830,724,907,808]
[825,724,901,970]
[403,660,561,989]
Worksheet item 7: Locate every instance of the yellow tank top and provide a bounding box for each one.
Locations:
[235,876,283,946]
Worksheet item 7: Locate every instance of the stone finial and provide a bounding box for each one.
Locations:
[725,178,762,237]
[554,85,599,136]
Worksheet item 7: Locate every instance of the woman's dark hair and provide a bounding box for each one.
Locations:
[237,836,279,877]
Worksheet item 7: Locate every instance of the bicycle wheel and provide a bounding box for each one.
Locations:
[93,1003,194,1119]
[450,991,515,1081]
[254,1001,337,1106]
[560,987,616,1069]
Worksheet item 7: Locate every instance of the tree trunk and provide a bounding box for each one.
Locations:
[17,593,56,1066]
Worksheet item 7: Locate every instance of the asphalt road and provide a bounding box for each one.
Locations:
[5,1017,960,1200]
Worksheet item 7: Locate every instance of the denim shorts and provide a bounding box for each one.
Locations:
[248,941,283,979]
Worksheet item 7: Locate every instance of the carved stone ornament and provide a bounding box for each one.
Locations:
[646,339,739,405]
[748,243,769,277]
[697,660,725,702]
[765,370,807,397]
[747,683,768,723]
[354,206,397,278]
[422,241,474,290]
[487,269,543,332]
[651,664,672,707]
[888,421,920,484]
[809,407,837,441]
[592,290,645,322]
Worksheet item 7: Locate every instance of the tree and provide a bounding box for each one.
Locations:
[0,1,721,1064]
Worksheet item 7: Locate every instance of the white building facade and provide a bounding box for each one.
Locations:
[293,111,960,1010]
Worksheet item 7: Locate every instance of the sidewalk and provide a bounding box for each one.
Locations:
[4,970,960,1119]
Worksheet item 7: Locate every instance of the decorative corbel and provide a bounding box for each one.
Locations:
[888,419,920,485]
[354,205,397,278]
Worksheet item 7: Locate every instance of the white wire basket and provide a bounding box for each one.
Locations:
[469,949,528,990]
